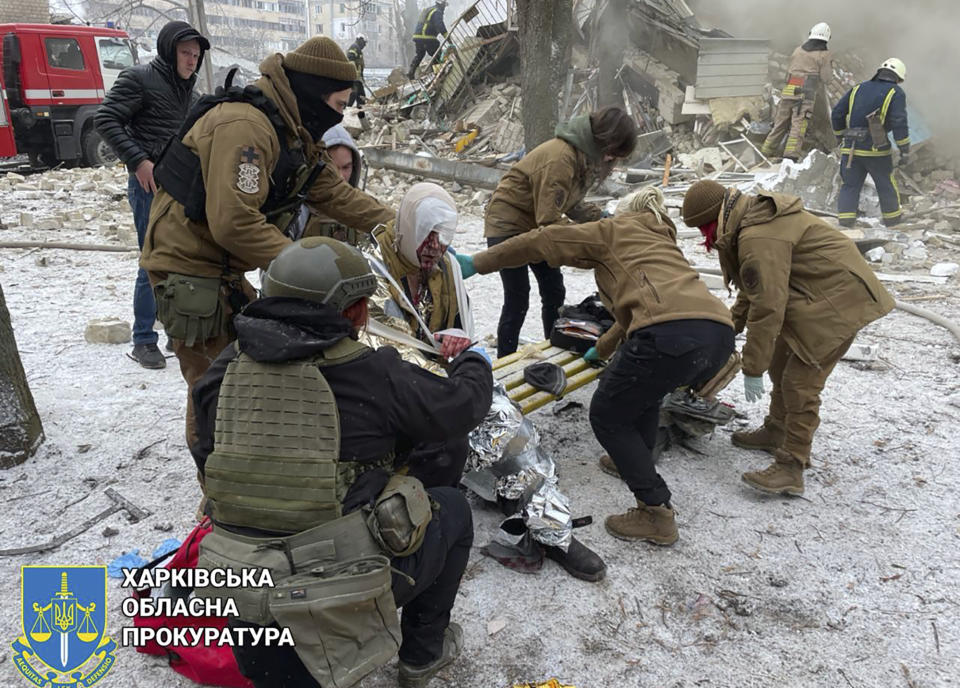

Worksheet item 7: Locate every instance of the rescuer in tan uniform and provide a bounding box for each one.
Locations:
[458,188,735,545]
[682,181,895,496]
[141,37,394,446]
[484,106,637,357]
[761,22,833,161]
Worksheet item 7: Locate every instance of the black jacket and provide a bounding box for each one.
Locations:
[414,4,447,39]
[95,21,208,173]
[190,298,493,475]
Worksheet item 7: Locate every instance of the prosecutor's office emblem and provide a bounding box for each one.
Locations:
[12,566,116,687]
[237,146,262,194]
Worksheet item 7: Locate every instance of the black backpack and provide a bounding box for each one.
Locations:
[549,293,615,353]
[153,68,319,225]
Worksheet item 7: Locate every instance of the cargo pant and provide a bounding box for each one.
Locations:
[230,486,473,687]
[148,271,256,448]
[408,37,440,79]
[761,97,814,160]
[837,154,902,227]
[762,334,856,466]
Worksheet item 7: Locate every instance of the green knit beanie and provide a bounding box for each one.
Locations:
[284,37,357,82]
[682,180,726,227]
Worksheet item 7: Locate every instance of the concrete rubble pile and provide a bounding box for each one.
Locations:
[0,166,137,246]
[324,0,958,291]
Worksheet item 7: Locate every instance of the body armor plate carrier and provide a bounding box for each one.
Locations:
[204,337,368,534]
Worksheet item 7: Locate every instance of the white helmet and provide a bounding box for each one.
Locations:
[356,33,367,43]
[808,22,831,42]
[879,57,906,81]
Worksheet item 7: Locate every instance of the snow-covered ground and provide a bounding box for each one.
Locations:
[1,164,959,687]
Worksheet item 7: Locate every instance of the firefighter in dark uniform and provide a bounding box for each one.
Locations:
[407,0,447,79]
[190,237,494,688]
[831,57,910,227]
[346,33,366,106]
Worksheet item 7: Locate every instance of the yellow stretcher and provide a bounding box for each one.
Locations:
[492,341,601,415]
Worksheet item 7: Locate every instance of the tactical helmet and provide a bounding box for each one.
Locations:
[261,237,377,312]
[807,22,831,42]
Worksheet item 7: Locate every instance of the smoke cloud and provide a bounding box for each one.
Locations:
[688,0,960,161]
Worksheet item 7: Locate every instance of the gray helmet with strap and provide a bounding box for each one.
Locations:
[262,236,377,311]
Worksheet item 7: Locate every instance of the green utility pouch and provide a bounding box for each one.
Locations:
[194,510,382,626]
[367,474,433,558]
[154,274,226,347]
[269,555,401,688]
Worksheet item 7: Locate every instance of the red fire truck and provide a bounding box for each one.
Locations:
[1,23,139,167]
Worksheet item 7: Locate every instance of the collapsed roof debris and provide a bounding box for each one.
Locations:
[339,0,959,291]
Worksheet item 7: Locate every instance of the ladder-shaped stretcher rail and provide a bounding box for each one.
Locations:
[491,341,601,415]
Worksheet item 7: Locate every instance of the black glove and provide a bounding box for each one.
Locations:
[341,467,390,514]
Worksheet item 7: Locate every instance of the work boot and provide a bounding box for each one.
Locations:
[598,454,620,478]
[543,536,606,582]
[731,423,783,455]
[398,622,463,688]
[131,343,166,369]
[741,449,805,496]
[604,502,678,545]
[164,336,175,352]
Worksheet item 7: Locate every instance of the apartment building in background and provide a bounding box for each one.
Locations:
[83,0,401,67]
[1,0,50,23]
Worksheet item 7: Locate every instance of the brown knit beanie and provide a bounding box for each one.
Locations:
[284,36,357,82]
[682,180,726,227]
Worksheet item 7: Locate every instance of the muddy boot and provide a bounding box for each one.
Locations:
[598,454,620,478]
[398,622,463,688]
[741,449,805,496]
[604,502,678,545]
[543,536,606,582]
[731,423,784,455]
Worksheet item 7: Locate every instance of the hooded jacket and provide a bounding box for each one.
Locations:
[302,125,365,242]
[715,190,894,375]
[95,21,209,173]
[141,53,394,279]
[190,297,493,473]
[473,209,733,358]
[484,115,605,239]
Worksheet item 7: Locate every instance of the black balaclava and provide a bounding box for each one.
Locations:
[284,68,352,141]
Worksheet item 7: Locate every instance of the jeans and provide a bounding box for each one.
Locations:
[127,174,158,345]
[589,320,735,506]
[230,487,473,686]
[487,235,566,358]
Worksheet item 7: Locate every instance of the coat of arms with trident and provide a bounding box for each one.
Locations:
[31,571,99,668]
[13,566,117,687]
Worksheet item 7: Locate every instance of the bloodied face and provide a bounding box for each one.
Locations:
[417,231,445,271]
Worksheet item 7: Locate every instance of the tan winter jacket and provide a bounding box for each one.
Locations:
[782,45,832,99]
[484,137,603,239]
[473,210,733,358]
[716,190,894,376]
[141,53,393,278]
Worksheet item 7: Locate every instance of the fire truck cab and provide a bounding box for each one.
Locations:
[1,23,138,167]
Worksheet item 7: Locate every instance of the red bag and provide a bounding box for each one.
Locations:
[132,517,254,688]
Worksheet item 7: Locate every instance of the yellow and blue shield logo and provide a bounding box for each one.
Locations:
[12,566,116,687]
